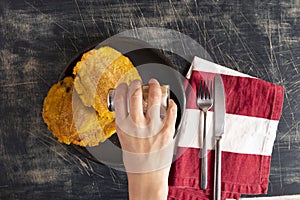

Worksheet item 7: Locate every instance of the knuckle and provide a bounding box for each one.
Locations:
[130,89,142,100]
[148,92,161,102]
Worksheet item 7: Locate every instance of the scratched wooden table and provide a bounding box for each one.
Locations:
[0,0,299,199]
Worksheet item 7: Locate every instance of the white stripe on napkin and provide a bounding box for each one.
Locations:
[177,109,279,156]
[187,56,252,79]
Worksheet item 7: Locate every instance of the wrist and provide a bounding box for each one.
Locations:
[127,167,170,200]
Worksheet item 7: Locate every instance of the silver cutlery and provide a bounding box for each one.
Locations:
[213,75,226,200]
[196,79,213,190]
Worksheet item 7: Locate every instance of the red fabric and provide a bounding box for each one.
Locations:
[186,71,284,120]
[168,187,241,200]
[168,70,284,199]
[169,148,270,199]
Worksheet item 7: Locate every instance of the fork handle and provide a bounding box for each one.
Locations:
[200,111,207,190]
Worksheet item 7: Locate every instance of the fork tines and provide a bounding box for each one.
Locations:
[198,79,213,99]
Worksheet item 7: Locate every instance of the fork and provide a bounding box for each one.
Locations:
[197,79,213,190]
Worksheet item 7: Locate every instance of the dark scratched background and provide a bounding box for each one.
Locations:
[0,0,299,199]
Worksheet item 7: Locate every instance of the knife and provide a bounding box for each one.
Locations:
[213,75,226,200]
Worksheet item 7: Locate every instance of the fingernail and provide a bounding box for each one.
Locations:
[149,78,159,84]
[169,100,177,112]
[130,79,142,87]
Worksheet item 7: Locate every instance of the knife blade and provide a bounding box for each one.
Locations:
[214,76,225,137]
[213,75,226,200]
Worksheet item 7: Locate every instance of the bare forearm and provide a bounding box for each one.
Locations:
[127,167,170,200]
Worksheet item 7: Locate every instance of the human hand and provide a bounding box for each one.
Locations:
[115,78,177,150]
[114,78,177,200]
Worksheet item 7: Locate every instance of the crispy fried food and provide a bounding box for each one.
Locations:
[73,46,141,108]
[73,46,141,140]
[43,46,141,147]
[42,76,111,146]
[42,77,85,146]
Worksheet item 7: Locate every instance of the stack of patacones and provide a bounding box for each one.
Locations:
[42,46,141,147]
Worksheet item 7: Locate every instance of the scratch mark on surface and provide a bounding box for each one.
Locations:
[284,41,299,74]
[0,81,38,88]
[29,128,103,178]
[265,11,281,82]
[91,15,101,36]
[225,54,241,71]
[134,1,146,27]
[182,0,201,38]
[229,19,256,66]
[28,130,73,164]
[279,115,299,141]
[86,159,104,178]
[109,168,117,184]
[33,70,51,87]
[54,41,66,59]
[168,0,187,56]
[27,129,94,176]
[86,159,94,173]
[154,0,164,26]
[217,45,227,65]
[79,158,91,176]
[276,141,283,189]
[129,19,139,38]
[68,37,79,52]
[71,153,99,176]
[24,0,72,35]
[74,0,90,43]
[96,184,102,198]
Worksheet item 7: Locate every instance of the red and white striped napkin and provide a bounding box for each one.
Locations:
[168,57,284,200]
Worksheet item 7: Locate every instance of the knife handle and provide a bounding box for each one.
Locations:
[214,137,222,200]
[200,111,207,190]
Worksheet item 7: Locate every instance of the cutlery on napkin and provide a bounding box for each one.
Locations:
[168,56,284,200]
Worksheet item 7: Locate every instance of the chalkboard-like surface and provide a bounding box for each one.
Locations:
[0,0,299,199]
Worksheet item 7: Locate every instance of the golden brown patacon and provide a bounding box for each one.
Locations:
[42,77,85,146]
[42,46,141,146]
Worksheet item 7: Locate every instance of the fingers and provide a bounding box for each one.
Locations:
[128,79,144,122]
[114,82,128,121]
[147,79,162,119]
[115,79,177,137]
[161,99,177,134]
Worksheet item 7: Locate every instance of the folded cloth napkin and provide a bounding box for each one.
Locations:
[168,57,284,200]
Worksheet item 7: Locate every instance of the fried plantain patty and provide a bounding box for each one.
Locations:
[42,77,85,146]
[73,46,141,141]
[42,46,141,146]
